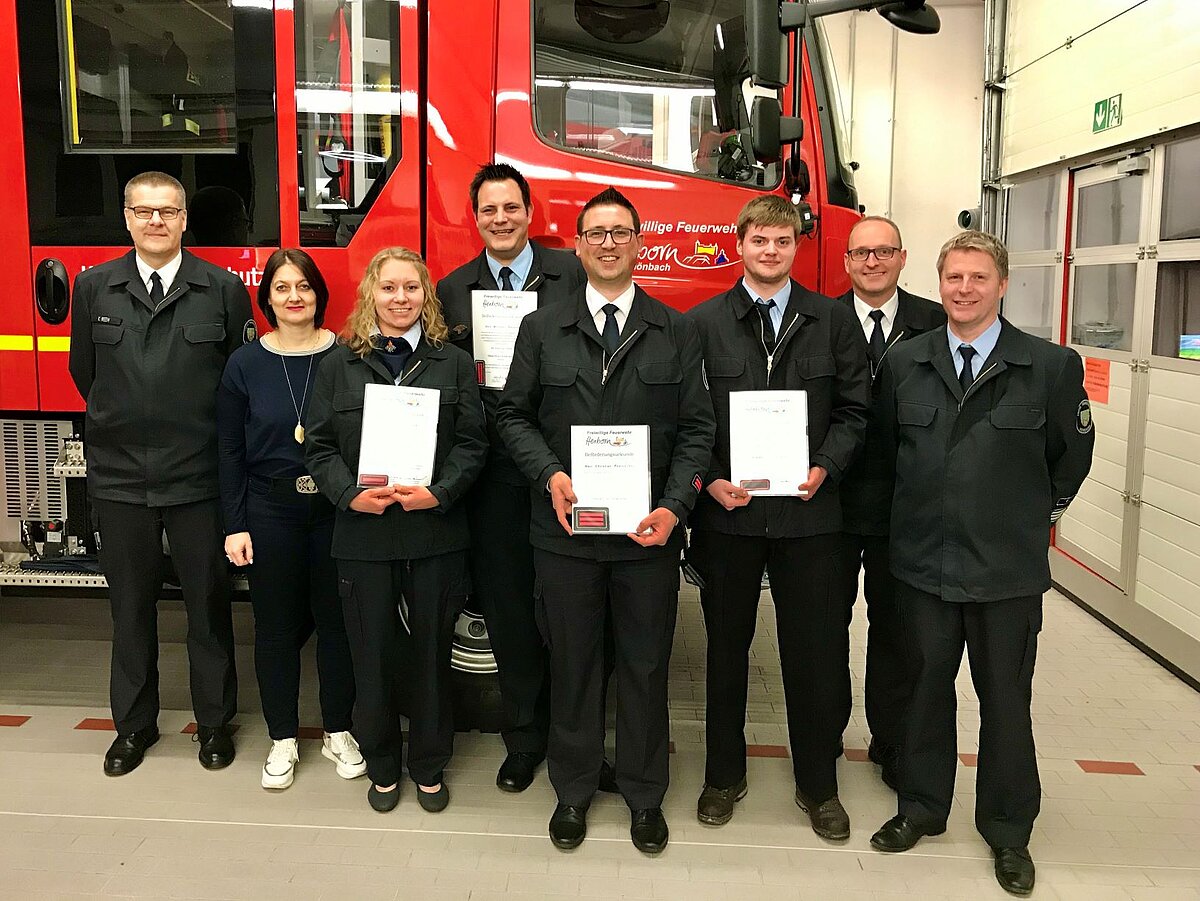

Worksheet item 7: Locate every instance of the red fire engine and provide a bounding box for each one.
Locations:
[0,0,936,685]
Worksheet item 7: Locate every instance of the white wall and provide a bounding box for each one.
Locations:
[821,3,984,301]
[1003,0,1200,176]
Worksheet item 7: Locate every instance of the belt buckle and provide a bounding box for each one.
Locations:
[295,475,319,495]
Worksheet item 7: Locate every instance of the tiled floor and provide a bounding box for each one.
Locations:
[1,585,1198,900]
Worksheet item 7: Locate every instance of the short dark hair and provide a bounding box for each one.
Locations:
[576,187,640,234]
[469,163,531,212]
[258,248,330,329]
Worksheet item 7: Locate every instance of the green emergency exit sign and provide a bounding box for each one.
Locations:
[1093,94,1123,133]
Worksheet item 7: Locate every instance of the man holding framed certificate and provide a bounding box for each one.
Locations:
[438,164,586,794]
[687,196,870,838]
[497,188,715,855]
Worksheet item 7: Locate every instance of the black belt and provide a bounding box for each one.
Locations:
[250,474,321,496]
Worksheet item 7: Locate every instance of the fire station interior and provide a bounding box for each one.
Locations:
[1,1,1198,899]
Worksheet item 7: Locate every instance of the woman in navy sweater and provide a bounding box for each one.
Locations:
[217,249,362,790]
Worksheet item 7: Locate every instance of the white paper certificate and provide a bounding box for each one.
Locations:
[570,425,651,534]
[356,384,440,488]
[729,390,810,497]
[471,290,538,389]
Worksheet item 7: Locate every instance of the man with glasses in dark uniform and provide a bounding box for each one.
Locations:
[835,216,945,790]
[69,171,254,776]
[498,187,714,855]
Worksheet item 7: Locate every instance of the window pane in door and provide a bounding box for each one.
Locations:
[1076,176,1142,248]
[1071,263,1136,351]
[1003,266,1056,340]
[1152,260,1200,361]
[1161,135,1200,242]
[295,0,401,247]
[1006,175,1060,252]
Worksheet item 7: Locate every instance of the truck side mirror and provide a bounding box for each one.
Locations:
[745,0,786,89]
[748,96,802,163]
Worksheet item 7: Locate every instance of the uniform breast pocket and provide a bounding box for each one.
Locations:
[794,354,836,382]
[705,355,746,386]
[990,405,1045,430]
[637,361,683,419]
[331,389,365,456]
[539,362,578,388]
[91,322,124,346]
[182,322,226,344]
[897,402,937,428]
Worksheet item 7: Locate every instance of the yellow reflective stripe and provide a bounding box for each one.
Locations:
[0,335,34,351]
[38,336,71,352]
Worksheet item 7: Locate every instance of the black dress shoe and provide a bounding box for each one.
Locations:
[868,739,901,792]
[598,758,619,793]
[795,790,850,840]
[367,783,400,812]
[869,814,945,852]
[497,752,543,793]
[630,807,669,854]
[195,725,235,770]
[993,846,1035,896]
[697,777,747,826]
[103,727,160,776]
[549,803,589,850]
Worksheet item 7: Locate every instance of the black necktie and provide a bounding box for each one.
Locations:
[755,299,777,352]
[376,336,413,379]
[958,345,976,394]
[149,271,164,307]
[868,309,886,366]
[601,303,620,355]
[498,266,515,291]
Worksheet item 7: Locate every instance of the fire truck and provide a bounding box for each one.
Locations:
[0,0,938,689]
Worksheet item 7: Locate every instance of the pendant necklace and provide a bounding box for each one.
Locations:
[280,336,317,444]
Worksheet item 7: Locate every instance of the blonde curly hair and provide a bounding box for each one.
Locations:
[344,247,448,357]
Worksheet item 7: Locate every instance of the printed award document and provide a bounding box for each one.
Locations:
[729,390,810,497]
[471,290,538,389]
[570,424,651,534]
[356,384,440,488]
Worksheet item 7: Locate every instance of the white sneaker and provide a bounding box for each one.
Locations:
[322,731,367,779]
[262,738,299,790]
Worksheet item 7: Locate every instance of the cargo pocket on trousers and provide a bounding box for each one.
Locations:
[337,577,365,647]
[532,576,551,651]
[1018,604,1043,686]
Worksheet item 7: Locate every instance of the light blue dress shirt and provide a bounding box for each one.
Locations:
[742,278,791,335]
[486,241,534,291]
[947,316,1002,380]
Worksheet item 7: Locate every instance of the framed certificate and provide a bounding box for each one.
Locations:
[570,425,651,534]
[729,390,810,497]
[356,384,440,488]
[471,290,538,389]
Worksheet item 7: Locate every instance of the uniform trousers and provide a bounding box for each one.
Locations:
[837,533,910,747]
[896,583,1043,848]
[533,549,678,809]
[336,552,467,787]
[692,529,845,803]
[466,476,549,754]
[94,497,237,735]
[245,479,354,740]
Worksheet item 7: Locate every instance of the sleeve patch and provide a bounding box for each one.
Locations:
[1076,399,1093,434]
[242,319,258,345]
[692,474,703,493]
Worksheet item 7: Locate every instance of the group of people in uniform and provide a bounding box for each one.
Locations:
[68,165,1094,897]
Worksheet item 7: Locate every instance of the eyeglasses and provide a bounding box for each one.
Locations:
[126,206,184,221]
[581,227,636,245]
[847,245,900,262]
